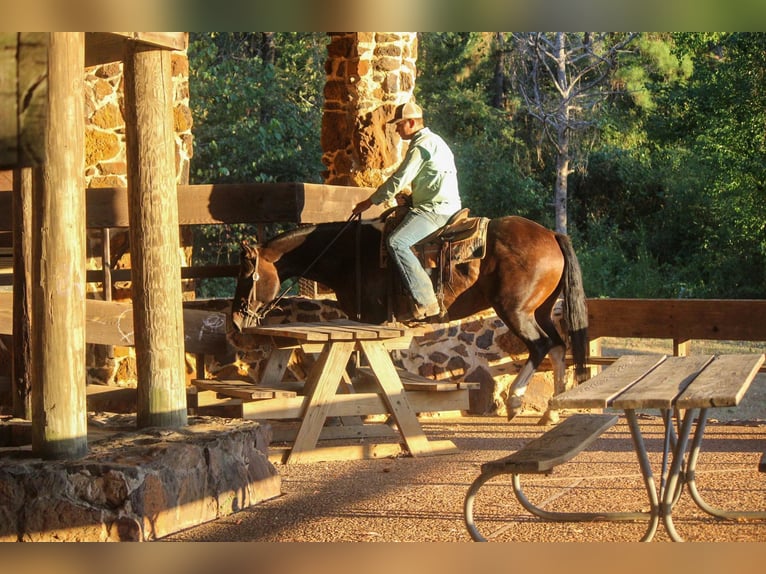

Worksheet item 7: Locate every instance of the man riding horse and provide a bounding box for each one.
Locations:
[352,100,462,322]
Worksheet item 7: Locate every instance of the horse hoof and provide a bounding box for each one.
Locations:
[505,395,523,421]
[537,410,560,426]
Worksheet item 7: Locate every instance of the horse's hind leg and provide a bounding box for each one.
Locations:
[497,293,566,423]
[494,311,554,421]
[536,297,568,425]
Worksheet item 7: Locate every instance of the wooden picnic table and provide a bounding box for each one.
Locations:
[548,353,766,542]
[240,319,460,464]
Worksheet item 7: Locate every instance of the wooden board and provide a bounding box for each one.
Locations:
[288,341,356,463]
[243,320,418,342]
[268,439,459,465]
[675,353,765,409]
[269,421,398,443]
[610,355,714,410]
[0,183,382,231]
[482,414,618,474]
[550,355,667,410]
[191,379,297,400]
[587,298,766,342]
[356,366,479,392]
[0,292,228,356]
[241,389,471,420]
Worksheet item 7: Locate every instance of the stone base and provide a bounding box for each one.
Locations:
[0,415,280,542]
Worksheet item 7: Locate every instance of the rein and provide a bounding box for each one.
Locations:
[252,213,362,322]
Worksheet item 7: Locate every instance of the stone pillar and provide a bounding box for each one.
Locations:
[321,32,418,188]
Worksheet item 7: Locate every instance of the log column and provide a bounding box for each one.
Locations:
[31,32,87,458]
[12,167,33,419]
[123,43,187,429]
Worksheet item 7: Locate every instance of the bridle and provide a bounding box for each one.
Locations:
[238,213,362,326]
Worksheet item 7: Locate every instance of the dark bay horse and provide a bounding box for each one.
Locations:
[231,215,589,422]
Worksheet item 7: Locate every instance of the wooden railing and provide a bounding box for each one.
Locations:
[586,298,766,371]
[0,183,381,288]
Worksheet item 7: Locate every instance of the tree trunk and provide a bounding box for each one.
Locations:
[554,126,570,234]
[491,33,506,109]
[553,33,569,235]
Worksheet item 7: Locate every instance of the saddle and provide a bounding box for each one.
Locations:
[376,206,489,321]
[379,206,490,274]
[413,209,490,269]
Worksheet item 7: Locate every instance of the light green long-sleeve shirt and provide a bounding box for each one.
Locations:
[369,128,461,215]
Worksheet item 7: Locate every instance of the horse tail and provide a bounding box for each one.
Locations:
[555,233,590,383]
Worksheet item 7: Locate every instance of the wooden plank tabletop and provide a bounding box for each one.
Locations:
[610,355,714,410]
[243,319,421,341]
[675,353,765,409]
[552,353,765,412]
[550,355,667,409]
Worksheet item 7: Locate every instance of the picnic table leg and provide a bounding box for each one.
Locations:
[286,341,355,464]
[660,409,696,542]
[258,347,295,386]
[358,340,432,457]
[624,409,662,542]
[685,408,766,521]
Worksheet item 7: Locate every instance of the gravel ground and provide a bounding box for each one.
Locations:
[162,373,766,543]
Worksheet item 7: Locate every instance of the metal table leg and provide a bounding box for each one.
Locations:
[685,408,766,521]
[624,409,662,542]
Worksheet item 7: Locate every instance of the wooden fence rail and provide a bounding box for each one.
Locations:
[586,298,766,370]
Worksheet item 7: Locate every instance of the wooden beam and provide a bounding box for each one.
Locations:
[84,32,188,67]
[0,183,382,230]
[587,298,766,341]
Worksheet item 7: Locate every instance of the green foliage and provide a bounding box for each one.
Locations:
[416,33,551,224]
[572,32,766,298]
[186,32,766,300]
[188,33,327,297]
[189,32,326,184]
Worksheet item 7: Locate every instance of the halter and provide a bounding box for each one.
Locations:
[240,213,362,325]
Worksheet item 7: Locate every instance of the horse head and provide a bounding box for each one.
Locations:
[231,239,281,332]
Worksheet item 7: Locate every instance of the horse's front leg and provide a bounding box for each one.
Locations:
[500,360,537,420]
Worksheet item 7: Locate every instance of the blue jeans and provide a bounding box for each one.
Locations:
[387,207,451,309]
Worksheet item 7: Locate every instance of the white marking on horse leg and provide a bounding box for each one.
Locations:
[504,362,535,420]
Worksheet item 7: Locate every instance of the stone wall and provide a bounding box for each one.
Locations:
[0,417,279,542]
[322,32,418,189]
[84,50,194,300]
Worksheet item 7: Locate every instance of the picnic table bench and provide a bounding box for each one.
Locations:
[464,353,766,542]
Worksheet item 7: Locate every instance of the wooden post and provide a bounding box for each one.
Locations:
[11,167,33,419]
[31,33,87,458]
[673,338,691,357]
[123,43,187,429]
